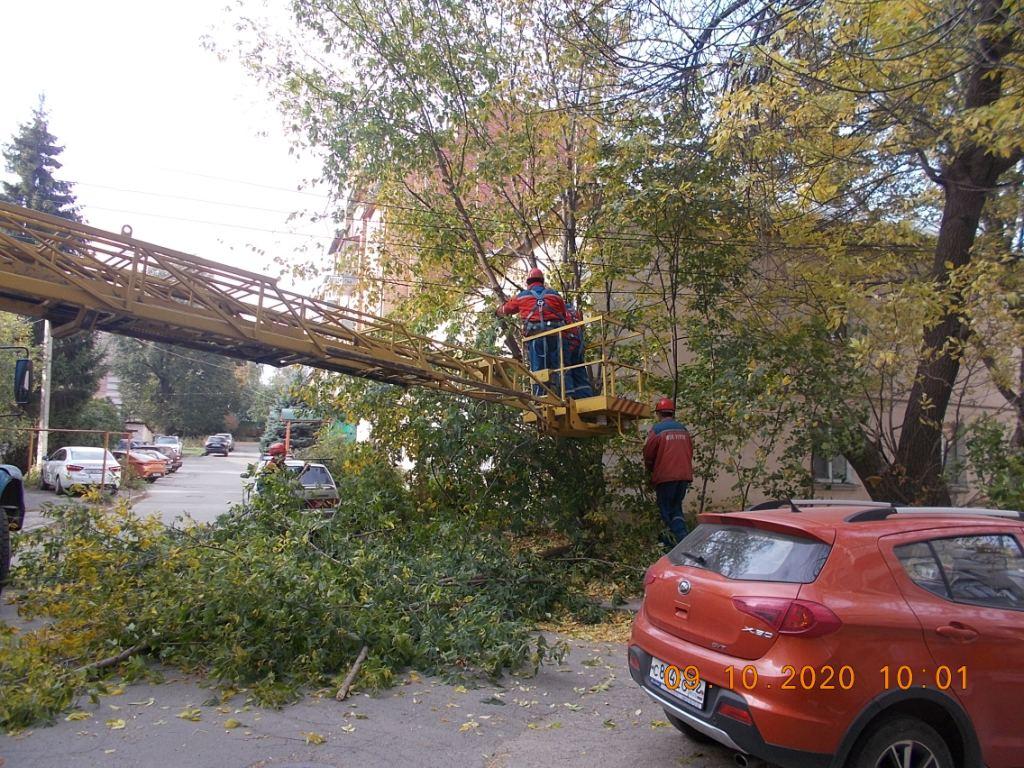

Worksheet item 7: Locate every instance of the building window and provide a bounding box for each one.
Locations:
[812,452,848,484]
[943,426,968,489]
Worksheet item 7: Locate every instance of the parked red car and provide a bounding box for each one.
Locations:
[112,450,166,482]
[629,500,1024,768]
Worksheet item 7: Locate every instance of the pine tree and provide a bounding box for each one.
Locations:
[1,99,108,429]
[1,99,80,220]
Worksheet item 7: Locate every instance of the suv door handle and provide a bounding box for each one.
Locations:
[935,622,979,643]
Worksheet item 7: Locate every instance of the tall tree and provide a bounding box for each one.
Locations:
[114,339,253,437]
[593,0,1024,503]
[1,100,108,429]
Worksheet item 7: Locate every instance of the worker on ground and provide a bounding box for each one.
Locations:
[263,441,288,474]
[643,398,694,549]
[496,268,568,396]
[562,303,594,398]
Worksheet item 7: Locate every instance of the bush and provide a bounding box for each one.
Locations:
[966,417,1024,509]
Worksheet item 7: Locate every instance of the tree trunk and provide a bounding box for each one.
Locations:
[855,0,1021,503]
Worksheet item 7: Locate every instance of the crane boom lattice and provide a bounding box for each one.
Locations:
[0,202,648,436]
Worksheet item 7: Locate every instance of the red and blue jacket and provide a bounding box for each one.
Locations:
[643,418,694,485]
[562,305,584,352]
[497,285,568,325]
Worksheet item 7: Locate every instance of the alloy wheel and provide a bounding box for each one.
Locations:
[875,740,939,768]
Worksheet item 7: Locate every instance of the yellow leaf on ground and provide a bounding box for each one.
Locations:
[65,711,92,721]
[223,718,242,729]
[303,731,327,745]
[459,720,479,732]
[106,719,126,730]
[177,708,201,722]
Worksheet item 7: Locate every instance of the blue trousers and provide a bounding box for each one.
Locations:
[526,326,562,396]
[656,481,689,546]
[565,342,594,398]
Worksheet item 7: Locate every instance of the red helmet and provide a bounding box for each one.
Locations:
[526,267,544,284]
[268,442,287,457]
[655,397,675,415]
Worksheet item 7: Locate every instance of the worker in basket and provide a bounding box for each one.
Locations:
[496,267,568,396]
[562,303,594,398]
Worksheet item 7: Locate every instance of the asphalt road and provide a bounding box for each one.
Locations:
[0,636,738,768]
[22,442,259,528]
[130,441,258,526]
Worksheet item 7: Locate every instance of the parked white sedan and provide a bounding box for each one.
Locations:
[41,446,121,495]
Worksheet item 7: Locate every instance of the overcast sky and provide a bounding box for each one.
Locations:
[0,0,336,283]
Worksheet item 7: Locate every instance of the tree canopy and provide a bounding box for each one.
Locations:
[227,0,1024,506]
[114,338,259,437]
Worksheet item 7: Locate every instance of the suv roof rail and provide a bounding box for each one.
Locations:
[747,498,892,512]
[846,506,1024,523]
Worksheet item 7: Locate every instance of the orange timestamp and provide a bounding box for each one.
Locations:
[658,664,968,692]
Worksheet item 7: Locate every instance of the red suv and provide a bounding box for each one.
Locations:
[628,500,1024,768]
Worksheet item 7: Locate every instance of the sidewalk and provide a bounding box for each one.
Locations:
[21,486,149,532]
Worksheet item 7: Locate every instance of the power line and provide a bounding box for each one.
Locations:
[85,205,335,241]
[69,173,937,255]
[117,337,253,373]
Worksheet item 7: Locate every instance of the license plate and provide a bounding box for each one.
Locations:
[649,656,707,710]
[86,468,103,475]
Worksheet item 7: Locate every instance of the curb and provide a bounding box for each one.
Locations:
[22,487,152,533]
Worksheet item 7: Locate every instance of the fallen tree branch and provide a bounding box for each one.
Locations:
[554,556,645,573]
[73,644,146,675]
[336,645,369,701]
[538,544,572,560]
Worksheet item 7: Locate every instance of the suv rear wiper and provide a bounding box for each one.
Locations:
[677,550,707,567]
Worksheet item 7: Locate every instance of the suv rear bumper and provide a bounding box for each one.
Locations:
[628,643,831,768]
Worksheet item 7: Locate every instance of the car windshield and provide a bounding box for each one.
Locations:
[288,465,335,487]
[68,448,118,463]
[130,451,159,461]
[156,436,178,445]
[668,523,831,583]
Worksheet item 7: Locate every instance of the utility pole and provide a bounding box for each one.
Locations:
[35,319,52,467]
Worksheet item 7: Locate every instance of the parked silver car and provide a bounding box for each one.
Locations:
[244,458,339,510]
[40,446,121,494]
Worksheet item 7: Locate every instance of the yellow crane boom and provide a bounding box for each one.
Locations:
[0,202,648,436]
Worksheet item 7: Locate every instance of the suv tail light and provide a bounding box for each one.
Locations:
[732,597,842,638]
[65,464,83,472]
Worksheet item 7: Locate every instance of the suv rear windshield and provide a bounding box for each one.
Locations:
[668,523,831,583]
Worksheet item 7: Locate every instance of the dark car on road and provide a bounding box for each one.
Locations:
[0,464,26,597]
[203,435,230,456]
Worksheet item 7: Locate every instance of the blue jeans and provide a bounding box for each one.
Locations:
[525,323,563,396]
[656,481,689,547]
